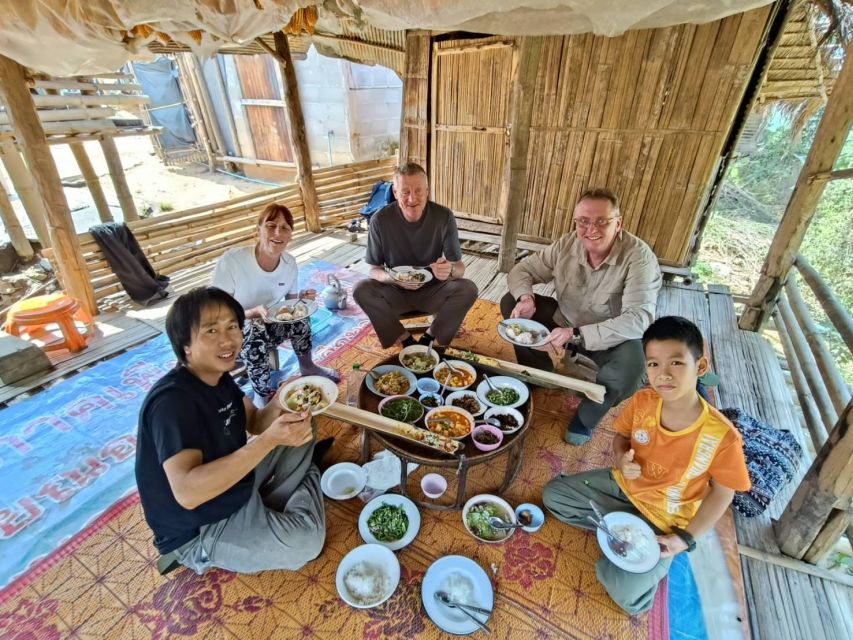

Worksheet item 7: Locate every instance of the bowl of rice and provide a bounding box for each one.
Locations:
[336,544,401,609]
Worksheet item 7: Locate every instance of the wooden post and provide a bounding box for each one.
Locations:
[775,401,853,560]
[498,37,542,273]
[174,54,216,171]
[740,40,853,331]
[98,136,138,221]
[0,176,33,258]
[69,142,113,223]
[189,55,228,158]
[777,293,837,432]
[795,255,853,353]
[0,141,51,247]
[773,314,828,447]
[785,276,851,415]
[265,32,320,233]
[399,30,431,167]
[0,55,97,315]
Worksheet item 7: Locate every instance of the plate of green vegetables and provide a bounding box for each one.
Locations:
[358,494,421,551]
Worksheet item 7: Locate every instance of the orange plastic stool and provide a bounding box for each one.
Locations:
[3,293,93,353]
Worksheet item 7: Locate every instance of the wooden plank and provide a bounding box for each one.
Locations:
[98,135,138,221]
[69,142,113,223]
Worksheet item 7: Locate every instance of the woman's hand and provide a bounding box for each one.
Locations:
[298,289,317,300]
[246,304,269,321]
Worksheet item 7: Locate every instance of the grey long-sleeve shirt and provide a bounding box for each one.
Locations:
[507,231,662,351]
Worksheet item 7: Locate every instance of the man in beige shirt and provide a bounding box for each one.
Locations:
[502,188,661,445]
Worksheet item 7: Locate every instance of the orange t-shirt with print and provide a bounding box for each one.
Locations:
[612,388,751,533]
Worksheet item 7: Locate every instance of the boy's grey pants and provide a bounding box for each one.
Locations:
[175,437,326,574]
[542,468,673,615]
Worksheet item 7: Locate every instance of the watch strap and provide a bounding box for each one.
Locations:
[671,527,696,552]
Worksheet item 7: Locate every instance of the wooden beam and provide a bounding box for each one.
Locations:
[0,107,114,125]
[174,54,216,171]
[266,32,321,233]
[777,293,838,432]
[69,142,113,223]
[0,175,33,258]
[738,543,853,588]
[28,94,149,108]
[98,136,138,221]
[803,508,850,564]
[740,40,853,330]
[216,155,295,169]
[311,33,405,55]
[785,276,851,415]
[795,255,853,353]
[0,142,50,248]
[399,30,431,168]
[772,313,828,448]
[807,167,853,183]
[0,55,97,315]
[188,54,227,158]
[210,56,242,157]
[775,400,853,560]
[499,37,542,273]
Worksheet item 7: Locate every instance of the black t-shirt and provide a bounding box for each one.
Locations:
[365,201,463,268]
[135,366,253,554]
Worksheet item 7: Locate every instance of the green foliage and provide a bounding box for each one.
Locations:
[159,201,174,212]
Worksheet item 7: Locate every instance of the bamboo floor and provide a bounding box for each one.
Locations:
[2,228,850,639]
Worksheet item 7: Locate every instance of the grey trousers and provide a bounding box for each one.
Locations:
[353,277,478,347]
[542,468,672,615]
[175,437,326,574]
[500,292,645,433]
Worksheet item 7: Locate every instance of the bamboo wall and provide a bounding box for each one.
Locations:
[427,7,772,265]
[71,157,395,303]
[524,8,771,264]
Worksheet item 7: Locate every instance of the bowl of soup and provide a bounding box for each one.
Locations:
[432,360,477,390]
[424,406,474,440]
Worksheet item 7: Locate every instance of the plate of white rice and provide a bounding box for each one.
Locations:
[497,318,550,348]
[336,544,400,609]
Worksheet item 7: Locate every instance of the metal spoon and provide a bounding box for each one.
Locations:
[586,516,630,557]
[482,374,499,392]
[433,591,491,634]
[488,516,526,530]
[434,590,492,616]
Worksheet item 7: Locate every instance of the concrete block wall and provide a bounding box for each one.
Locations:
[344,61,402,161]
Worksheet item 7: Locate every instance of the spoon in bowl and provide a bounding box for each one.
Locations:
[488,516,526,531]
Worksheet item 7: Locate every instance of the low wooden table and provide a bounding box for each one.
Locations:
[358,351,534,511]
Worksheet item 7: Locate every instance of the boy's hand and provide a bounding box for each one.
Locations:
[264,411,313,448]
[619,448,642,479]
[657,534,689,558]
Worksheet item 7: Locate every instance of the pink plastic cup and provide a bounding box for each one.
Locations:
[421,473,448,499]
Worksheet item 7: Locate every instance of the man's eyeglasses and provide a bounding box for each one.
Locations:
[574,217,620,229]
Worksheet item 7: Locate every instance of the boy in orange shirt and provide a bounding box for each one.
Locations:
[542,315,751,615]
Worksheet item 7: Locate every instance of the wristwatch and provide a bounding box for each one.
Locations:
[563,327,583,349]
[671,527,697,552]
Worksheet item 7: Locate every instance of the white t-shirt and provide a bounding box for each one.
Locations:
[211,246,298,309]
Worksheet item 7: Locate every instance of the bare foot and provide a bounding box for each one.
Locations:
[300,365,341,383]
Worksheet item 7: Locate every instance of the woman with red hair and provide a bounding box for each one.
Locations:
[212,204,338,403]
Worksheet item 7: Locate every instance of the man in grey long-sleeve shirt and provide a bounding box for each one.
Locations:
[502,188,661,445]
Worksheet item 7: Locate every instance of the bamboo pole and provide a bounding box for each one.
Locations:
[98,136,138,221]
[740,40,853,330]
[738,543,853,588]
[174,54,216,171]
[189,54,227,158]
[211,56,242,157]
[0,142,50,247]
[775,401,853,561]
[0,107,114,125]
[0,54,96,315]
[399,30,431,167]
[772,313,828,447]
[69,142,113,223]
[777,293,838,432]
[785,276,851,415]
[265,32,320,233]
[0,176,33,258]
[499,37,542,273]
[795,254,853,354]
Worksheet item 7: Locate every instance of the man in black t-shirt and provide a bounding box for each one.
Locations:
[135,287,326,574]
[352,162,478,348]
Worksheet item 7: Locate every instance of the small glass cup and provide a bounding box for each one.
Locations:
[421,473,447,499]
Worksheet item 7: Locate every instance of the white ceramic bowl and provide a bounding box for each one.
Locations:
[416,377,442,395]
[421,473,448,499]
[483,406,525,434]
[320,462,367,500]
[515,503,546,533]
[444,389,485,416]
[365,365,417,397]
[336,544,401,609]
[476,376,529,409]
[432,360,477,390]
[398,344,440,374]
[358,494,421,550]
[462,494,517,544]
[424,405,475,440]
[278,375,339,415]
[378,394,425,424]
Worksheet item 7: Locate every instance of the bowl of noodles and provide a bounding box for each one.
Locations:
[365,365,417,397]
[424,406,474,440]
[432,360,477,390]
[279,375,339,415]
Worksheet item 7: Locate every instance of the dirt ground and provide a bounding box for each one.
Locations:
[0,135,271,244]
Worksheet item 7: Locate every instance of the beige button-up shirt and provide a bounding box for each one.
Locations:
[507,231,662,351]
